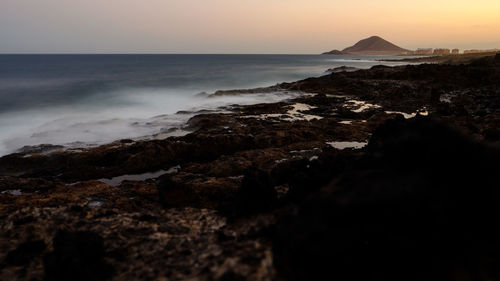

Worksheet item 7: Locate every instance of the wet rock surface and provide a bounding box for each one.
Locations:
[273,117,500,281]
[1,57,499,280]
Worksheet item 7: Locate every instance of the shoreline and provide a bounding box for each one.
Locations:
[0,53,426,158]
[1,53,415,158]
[379,51,499,64]
[1,54,500,281]
[0,88,305,158]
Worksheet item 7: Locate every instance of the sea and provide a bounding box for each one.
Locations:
[0,54,413,156]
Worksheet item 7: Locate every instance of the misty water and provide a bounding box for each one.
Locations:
[0,54,412,156]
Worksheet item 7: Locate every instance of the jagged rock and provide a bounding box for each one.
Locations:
[4,240,46,266]
[43,231,114,281]
[156,176,199,208]
[325,66,360,73]
[225,168,278,217]
[0,54,499,281]
[273,117,500,281]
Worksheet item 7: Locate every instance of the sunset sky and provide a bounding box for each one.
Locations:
[1,0,499,54]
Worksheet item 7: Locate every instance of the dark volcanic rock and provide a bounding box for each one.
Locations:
[284,151,358,203]
[273,117,500,281]
[325,66,360,73]
[16,144,65,155]
[157,173,242,210]
[4,240,46,266]
[158,167,279,217]
[156,176,199,208]
[1,53,499,281]
[0,176,61,194]
[224,168,278,217]
[43,231,113,281]
[219,271,247,281]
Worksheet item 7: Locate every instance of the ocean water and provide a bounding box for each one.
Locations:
[0,54,411,156]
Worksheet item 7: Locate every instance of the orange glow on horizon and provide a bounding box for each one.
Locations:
[1,0,499,53]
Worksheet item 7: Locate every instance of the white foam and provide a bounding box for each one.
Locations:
[242,103,323,122]
[385,110,428,119]
[327,141,367,150]
[1,189,23,196]
[87,199,106,208]
[309,156,319,161]
[0,89,302,156]
[345,100,381,113]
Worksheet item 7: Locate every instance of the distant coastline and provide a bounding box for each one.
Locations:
[323,35,499,57]
[379,51,500,64]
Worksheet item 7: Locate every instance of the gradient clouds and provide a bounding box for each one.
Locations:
[1,0,499,53]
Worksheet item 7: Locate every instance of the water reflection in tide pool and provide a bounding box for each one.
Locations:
[98,165,180,186]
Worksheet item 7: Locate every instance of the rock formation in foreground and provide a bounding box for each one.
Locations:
[1,53,499,281]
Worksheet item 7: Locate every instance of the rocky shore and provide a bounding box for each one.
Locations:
[381,51,500,64]
[1,53,500,281]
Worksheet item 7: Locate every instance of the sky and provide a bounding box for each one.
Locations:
[1,0,499,54]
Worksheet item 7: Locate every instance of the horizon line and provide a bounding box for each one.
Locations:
[0,52,326,55]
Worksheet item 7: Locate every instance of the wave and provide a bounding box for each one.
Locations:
[0,54,416,157]
[0,88,301,156]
